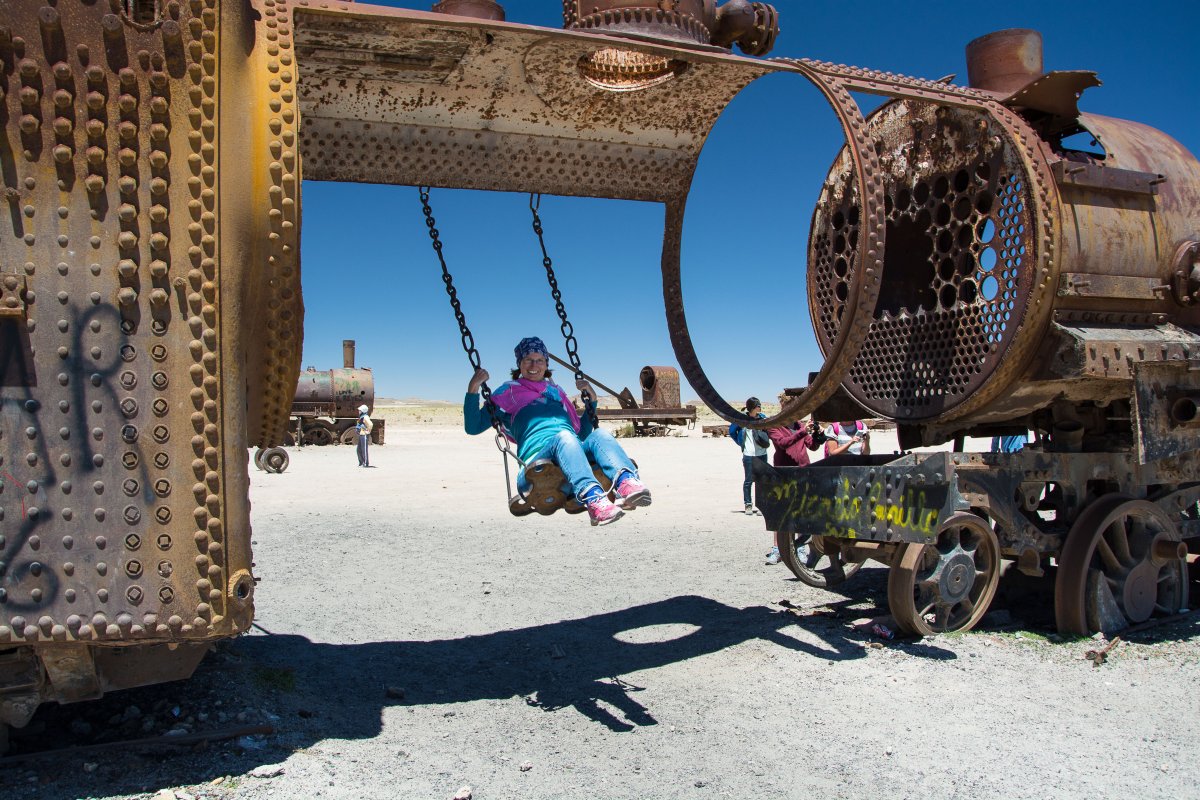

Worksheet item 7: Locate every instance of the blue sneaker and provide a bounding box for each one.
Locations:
[765,546,781,566]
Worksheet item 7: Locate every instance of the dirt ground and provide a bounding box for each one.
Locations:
[5,405,1200,800]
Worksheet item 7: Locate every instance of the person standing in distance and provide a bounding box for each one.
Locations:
[356,404,373,468]
[729,397,771,515]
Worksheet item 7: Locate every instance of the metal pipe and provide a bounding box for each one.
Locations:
[965,28,1043,94]
[343,339,356,369]
[545,351,629,402]
[1153,538,1187,562]
[1171,397,1198,424]
[431,0,504,20]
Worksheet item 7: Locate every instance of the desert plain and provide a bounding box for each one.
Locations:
[4,402,1200,800]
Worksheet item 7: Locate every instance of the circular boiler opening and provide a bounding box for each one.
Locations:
[676,70,855,426]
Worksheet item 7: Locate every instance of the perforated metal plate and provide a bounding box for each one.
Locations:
[810,101,1039,421]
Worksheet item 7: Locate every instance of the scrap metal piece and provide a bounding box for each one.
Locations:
[1084,636,1121,667]
[1052,161,1165,196]
[0,275,27,319]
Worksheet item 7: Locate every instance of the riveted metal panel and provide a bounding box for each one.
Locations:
[0,0,253,657]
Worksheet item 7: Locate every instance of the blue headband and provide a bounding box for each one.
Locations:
[515,337,549,364]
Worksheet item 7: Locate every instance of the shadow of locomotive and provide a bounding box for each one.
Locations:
[8,595,955,798]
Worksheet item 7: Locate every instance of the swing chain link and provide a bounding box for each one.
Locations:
[530,193,582,380]
[530,194,598,427]
[418,186,499,420]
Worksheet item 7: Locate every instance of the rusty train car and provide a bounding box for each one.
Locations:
[743,31,1200,637]
[0,0,1193,743]
[288,339,383,447]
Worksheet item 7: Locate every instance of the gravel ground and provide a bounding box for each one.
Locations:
[5,416,1200,800]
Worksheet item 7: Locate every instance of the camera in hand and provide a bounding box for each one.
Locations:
[807,423,828,446]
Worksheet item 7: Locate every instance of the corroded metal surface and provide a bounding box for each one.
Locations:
[638,365,681,408]
[4,0,1196,712]
[293,3,774,201]
[292,367,375,418]
[0,0,793,724]
[0,0,309,727]
[789,56,1200,435]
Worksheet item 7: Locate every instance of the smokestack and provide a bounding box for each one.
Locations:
[431,0,505,20]
[343,339,356,369]
[965,29,1044,94]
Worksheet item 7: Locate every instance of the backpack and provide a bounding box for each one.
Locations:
[825,421,865,456]
[830,421,864,436]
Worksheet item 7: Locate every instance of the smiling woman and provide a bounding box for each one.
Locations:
[464,337,653,526]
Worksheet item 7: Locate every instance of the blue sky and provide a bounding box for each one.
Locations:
[299,0,1199,403]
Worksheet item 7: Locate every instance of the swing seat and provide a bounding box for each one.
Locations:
[508,458,612,517]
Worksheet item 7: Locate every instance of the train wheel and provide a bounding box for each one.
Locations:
[887,512,1000,636]
[776,532,863,588]
[1055,496,1188,637]
[340,428,358,446]
[306,426,334,446]
[253,448,267,471]
[262,447,290,474]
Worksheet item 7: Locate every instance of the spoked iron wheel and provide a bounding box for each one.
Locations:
[776,532,863,589]
[1055,495,1189,636]
[262,447,290,474]
[306,425,334,446]
[887,512,1001,636]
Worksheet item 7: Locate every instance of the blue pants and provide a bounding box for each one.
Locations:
[357,434,370,466]
[743,454,768,505]
[518,428,637,501]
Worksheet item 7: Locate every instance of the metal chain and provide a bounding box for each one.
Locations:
[418,186,497,417]
[530,193,582,379]
[418,187,532,507]
[529,194,597,425]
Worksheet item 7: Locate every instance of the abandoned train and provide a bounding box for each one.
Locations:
[0,0,1196,747]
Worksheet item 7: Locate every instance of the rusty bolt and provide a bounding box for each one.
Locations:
[120,425,138,443]
[154,479,171,497]
[125,560,143,578]
[120,398,138,417]
[120,344,136,362]
[159,586,175,604]
[124,533,142,550]
[123,479,140,496]
[122,452,139,470]
[119,371,137,389]
[155,507,172,524]
[127,586,144,604]
[157,534,173,550]
[151,372,169,389]
[152,398,169,416]
[123,505,142,524]
[153,452,170,469]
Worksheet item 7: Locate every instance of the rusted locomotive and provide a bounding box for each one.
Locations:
[730,30,1200,637]
[0,0,1191,747]
[288,339,383,447]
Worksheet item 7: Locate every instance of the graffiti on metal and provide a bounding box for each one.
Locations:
[757,455,954,541]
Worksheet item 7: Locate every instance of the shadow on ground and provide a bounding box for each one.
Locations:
[5,593,957,798]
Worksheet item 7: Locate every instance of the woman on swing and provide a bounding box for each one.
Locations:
[464,337,651,526]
